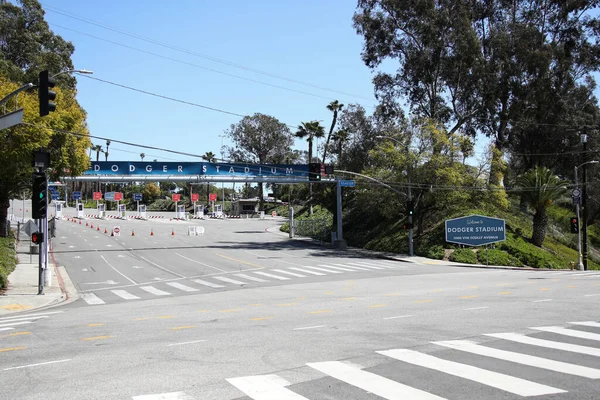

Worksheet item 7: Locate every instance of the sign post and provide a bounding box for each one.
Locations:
[191,193,199,218]
[209,193,217,216]
[114,192,123,218]
[134,193,142,216]
[445,215,506,247]
[172,193,181,219]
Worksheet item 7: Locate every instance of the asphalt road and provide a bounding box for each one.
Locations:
[2,209,600,399]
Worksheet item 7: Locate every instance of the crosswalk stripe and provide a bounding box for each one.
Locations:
[191,279,224,289]
[434,340,600,379]
[227,374,309,400]
[288,267,325,276]
[214,276,247,285]
[165,282,199,292]
[307,361,446,400]
[253,271,290,280]
[0,316,47,324]
[318,264,357,272]
[301,266,342,274]
[333,263,370,271]
[531,326,600,341]
[378,349,566,396]
[0,327,15,332]
[132,391,195,399]
[485,333,600,357]
[356,261,394,269]
[140,286,171,296]
[347,262,385,270]
[0,311,63,321]
[570,321,600,328]
[233,274,268,282]
[271,269,305,278]
[111,290,140,300]
[82,293,106,305]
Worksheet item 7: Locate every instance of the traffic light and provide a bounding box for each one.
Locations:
[31,232,43,245]
[32,172,48,219]
[324,165,334,175]
[403,221,414,230]
[570,217,579,234]
[308,162,322,182]
[407,200,414,216]
[38,70,56,117]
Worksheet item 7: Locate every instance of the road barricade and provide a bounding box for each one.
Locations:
[188,226,205,236]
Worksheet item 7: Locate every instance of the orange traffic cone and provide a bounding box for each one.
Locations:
[131,230,135,236]
[150,229,154,236]
[79,220,82,224]
[104,228,108,234]
[97,226,100,231]
[111,231,114,237]
[86,222,89,226]
[171,229,175,236]
[90,224,94,229]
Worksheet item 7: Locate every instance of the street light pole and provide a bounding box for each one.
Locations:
[574,159,598,271]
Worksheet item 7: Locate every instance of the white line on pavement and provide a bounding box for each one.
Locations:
[165,282,198,292]
[0,327,15,332]
[288,267,325,276]
[464,307,489,310]
[0,321,32,328]
[175,253,227,273]
[111,290,140,300]
[81,293,105,305]
[533,299,552,303]
[383,315,413,320]
[0,316,47,324]
[140,286,171,296]
[213,276,247,285]
[132,391,195,400]
[271,269,305,278]
[227,374,308,400]
[485,333,600,357]
[301,266,342,274]
[233,274,267,282]
[531,326,600,341]
[333,263,369,271]
[3,359,72,371]
[101,255,137,284]
[318,264,357,272]
[138,255,186,278]
[0,311,62,321]
[584,293,600,297]
[166,340,207,347]
[253,271,290,280]
[293,325,326,331]
[191,279,224,289]
[569,321,600,328]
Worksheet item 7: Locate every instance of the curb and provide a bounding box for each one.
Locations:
[50,250,79,306]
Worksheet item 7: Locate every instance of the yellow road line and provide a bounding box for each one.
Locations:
[81,336,112,341]
[459,295,479,299]
[277,303,297,307]
[0,304,32,311]
[249,304,263,307]
[1,332,31,338]
[169,326,196,331]
[368,304,387,308]
[157,316,175,319]
[249,316,274,321]
[499,291,512,295]
[214,253,263,268]
[86,323,104,327]
[415,299,434,304]
[219,308,244,313]
[196,310,210,313]
[340,297,357,301]
[296,297,305,300]
[0,346,26,352]
[324,291,335,295]
[539,288,551,291]
[135,317,151,321]
[309,310,332,314]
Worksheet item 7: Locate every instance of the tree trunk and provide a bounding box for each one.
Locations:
[531,208,548,247]
[0,196,9,238]
[323,112,337,163]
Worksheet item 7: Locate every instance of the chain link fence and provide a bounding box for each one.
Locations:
[293,219,333,242]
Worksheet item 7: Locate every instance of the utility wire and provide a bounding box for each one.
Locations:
[44,4,374,101]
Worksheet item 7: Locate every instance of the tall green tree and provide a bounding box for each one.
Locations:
[516,166,568,247]
[104,139,111,161]
[323,101,344,163]
[226,113,293,209]
[91,144,103,162]
[140,152,145,161]
[295,121,325,165]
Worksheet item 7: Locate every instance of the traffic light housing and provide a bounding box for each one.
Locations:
[31,232,43,245]
[308,162,322,182]
[403,221,414,230]
[39,70,56,117]
[407,200,414,216]
[570,217,579,234]
[32,172,48,219]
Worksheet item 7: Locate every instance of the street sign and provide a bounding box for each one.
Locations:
[72,191,81,200]
[339,180,355,187]
[572,188,581,197]
[133,193,143,201]
[93,192,102,201]
[172,193,181,202]
[191,193,199,202]
[113,226,120,236]
[51,192,60,200]
[445,214,506,247]
[209,193,217,202]
[114,192,123,201]
[23,220,39,237]
[104,192,115,201]
[573,196,581,205]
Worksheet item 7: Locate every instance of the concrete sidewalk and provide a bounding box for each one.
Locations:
[0,230,75,315]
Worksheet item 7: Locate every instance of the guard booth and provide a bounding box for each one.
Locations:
[176,204,187,220]
[194,204,205,219]
[118,204,126,219]
[76,202,84,219]
[139,204,147,219]
[97,203,105,219]
[53,202,63,219]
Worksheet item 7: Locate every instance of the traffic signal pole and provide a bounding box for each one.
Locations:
[407,176,414,257]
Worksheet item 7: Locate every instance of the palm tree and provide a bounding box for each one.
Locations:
[105,140,111,161]
[323,100,344,163]
[295,121,325,164]
[332,129,349,165]
[517,166,568,247]
[91,144,104,162]
[140,152,145,161]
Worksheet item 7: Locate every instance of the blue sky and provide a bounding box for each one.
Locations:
[41,0,380,162]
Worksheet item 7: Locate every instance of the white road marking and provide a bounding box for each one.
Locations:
[355,261,394,269]
[346,262,384,270]
[175,253,227,273]
[81,268,88,271]
[227,374,308,400]
[140,286,171,296]
[73,256,81,259]
[319,264,357,272]
[165,282,198,292]
[570,321,600,328]
[101,255,137,284]
[166,340,207,347]
[132,392,195,400]
[584,293,600,297]
[434,340,600,379]
[0,321,32,328]
[485,333,600,357]
[288,267,325,276]
[138,255,186,278]
[271,269,305,278]
[531,326,600,341]
[68,245,75,248]
[233,274,267,282]
[301,266,342,274]
[383,315,413,320]
[191,279,224,289]
[213,276,247,285]
[378,349,565,396]
[132,266,143,269]
[106,245,112,247]
[0,316,47,324]
[464,307,489,310]
[253,271,290,280]
[0,311,64,321]
[308,361,446,400]
[533,299,552,303]
[0,327,15,331]
[292,325,326,331]
[332,263,369,271]
[111,290,140,300]
[118,255,125,258]
[3,359,71,371]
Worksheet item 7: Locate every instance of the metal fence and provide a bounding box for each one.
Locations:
[293,219,333,242]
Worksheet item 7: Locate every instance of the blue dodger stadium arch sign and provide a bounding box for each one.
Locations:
[445,214,506,247]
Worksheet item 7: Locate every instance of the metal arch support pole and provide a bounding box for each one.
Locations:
[582,139,589,271]
[408,175,414,257]
[334,179,346,249]
[574,166,584,270]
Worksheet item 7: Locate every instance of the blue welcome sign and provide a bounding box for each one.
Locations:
[85,162,309,177]
[445,214,506,246]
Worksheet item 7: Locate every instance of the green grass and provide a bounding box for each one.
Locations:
[449,248,478,264]
[0,233,17,289]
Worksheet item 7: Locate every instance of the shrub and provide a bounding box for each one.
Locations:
[425,245,445,260]
[0,234,17,289]
[476,248,521,266]
[449,248,478,264]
